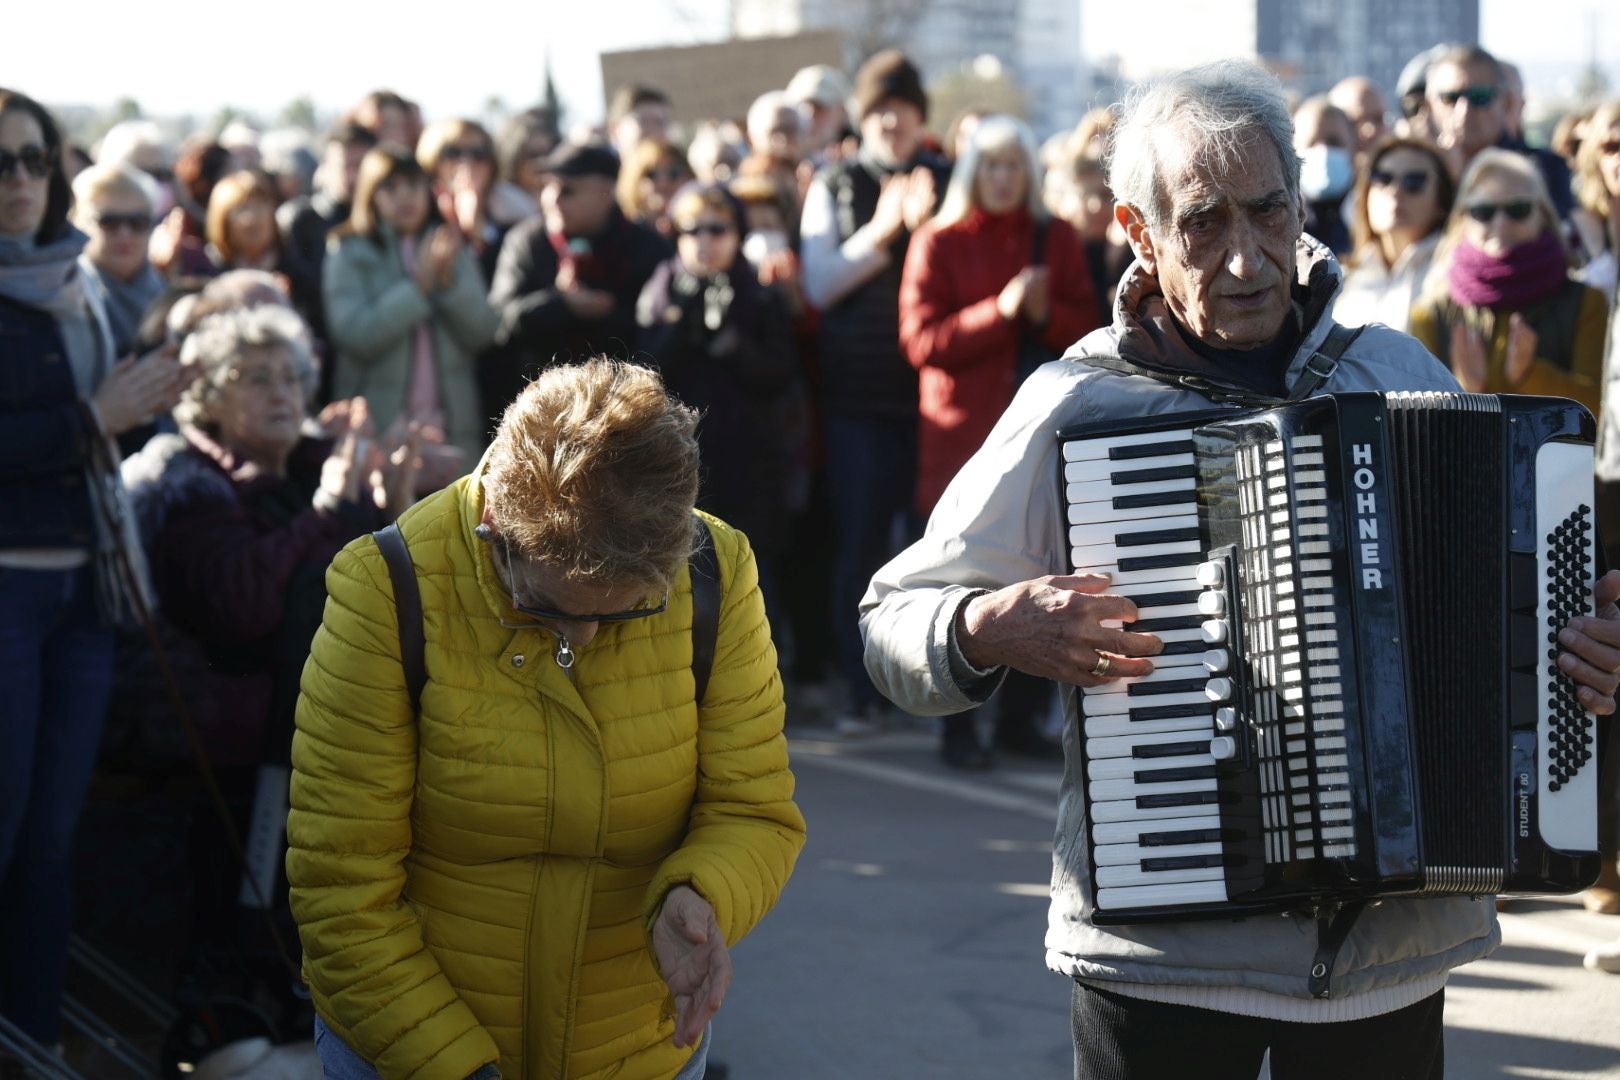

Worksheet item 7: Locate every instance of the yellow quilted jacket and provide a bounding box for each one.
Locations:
[286,472,806,1080]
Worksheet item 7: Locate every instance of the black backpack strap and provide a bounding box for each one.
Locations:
[1031,219,1049,267]
[1288,324,1364,401]
[688,516,721,706]
[372,523,426,715]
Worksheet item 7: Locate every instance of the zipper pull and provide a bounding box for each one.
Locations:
[554,632,575,670]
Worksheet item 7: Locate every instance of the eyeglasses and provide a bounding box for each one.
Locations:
[1465,199,1536,224]
[1437,85,1499,108]
[93,211,153,234]
[497,541,667,625]
[1370,169,1432,194]
[678,222,732,239]
[441,145,492,163]
[0,144,54,181]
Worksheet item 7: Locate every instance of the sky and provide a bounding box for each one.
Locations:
[9,0,1619,131]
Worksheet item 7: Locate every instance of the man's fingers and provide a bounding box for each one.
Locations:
[1084,652,1156,681]
[1593,571,1620,610]
[1556,650,1620,699]
[1559,623,1620,674]
[1101,627,1164,658]
[1051,572,1113,595]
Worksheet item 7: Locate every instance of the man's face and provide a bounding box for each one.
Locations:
[541,174,616,238]
[1118,129,1303,351]
[860,98,922,167]
[616,102,672,154]
[1427,60,1506,160]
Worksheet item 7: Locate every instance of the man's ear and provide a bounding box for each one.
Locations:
[1116,202,1157,274]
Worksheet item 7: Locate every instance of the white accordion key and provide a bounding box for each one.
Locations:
[1205,677,1233,701]
[1209,736,1237,761]
[1202,649,1229,673]
[1214,706,1238,732]
[1196,560,1224,588]
[1202,619,1229,643]
[1197,592,1226,616]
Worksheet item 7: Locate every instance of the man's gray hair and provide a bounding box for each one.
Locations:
[176,304,317,426]
[1108,60,1300,227]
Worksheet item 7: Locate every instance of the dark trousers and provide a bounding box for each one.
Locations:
[0,566,115,1043]
[824,411,918,710]
[1071,982,1445,1080]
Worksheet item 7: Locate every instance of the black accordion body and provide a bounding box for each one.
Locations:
[1058,392,1602,924]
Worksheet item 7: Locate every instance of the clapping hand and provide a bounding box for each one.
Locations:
[1448,322,1490,393]
[92,342,191,436]
[651,885,731,1050]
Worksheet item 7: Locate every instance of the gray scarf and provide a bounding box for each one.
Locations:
[83,256,163,355]
[0,226,88,318]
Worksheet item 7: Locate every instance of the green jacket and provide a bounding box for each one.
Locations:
[324,224,499,459]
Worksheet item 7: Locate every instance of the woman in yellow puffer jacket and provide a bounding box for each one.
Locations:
[286,358,806,1080]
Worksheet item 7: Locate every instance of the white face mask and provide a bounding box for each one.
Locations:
[1299,145,1355,202]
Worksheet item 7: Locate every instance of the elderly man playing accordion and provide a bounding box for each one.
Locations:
[861,61,1620,1080]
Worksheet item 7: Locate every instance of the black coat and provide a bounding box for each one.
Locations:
[485,207,672,418]
[637,256,805,554]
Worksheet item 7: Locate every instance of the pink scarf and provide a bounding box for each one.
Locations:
[1447,233,1568,310]
[398,233,444,430]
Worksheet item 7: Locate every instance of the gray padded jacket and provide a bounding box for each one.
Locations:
[860,238,1501,1008]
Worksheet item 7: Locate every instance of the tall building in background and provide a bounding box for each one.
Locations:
[732,0,1088,136]
[1089,0,1479,99]
[1256,0,1479,95]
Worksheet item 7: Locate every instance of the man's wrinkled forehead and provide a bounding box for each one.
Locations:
[1154,128,1291,218]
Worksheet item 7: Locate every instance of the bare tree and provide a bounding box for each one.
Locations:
[824,0,934,64]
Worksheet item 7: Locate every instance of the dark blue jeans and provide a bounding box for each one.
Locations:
[824,412,918,711]
[0,565,115,1043]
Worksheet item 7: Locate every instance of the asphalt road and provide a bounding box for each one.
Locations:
[713,728,1620,1080]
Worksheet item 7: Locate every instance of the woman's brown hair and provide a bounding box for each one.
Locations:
[1346,135,1456,268]
[334,146,430,241]
[483,358,700,591]
[0,88,73,243]
[205,169,281,265]
[617,139,692,222]
[1574,100,1620,221]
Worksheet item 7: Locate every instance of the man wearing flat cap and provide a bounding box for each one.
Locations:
[487,141,672,415]
[801,49,951,731]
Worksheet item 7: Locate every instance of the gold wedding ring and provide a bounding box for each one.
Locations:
[1091,654,1112,678]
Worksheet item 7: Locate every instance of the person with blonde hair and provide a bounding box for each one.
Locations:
[72,161,163,356]
[417,117,505,282]
[618,138,694,239]
[1571,100,1620,296]
[288,356,805,1080]
[1410,148,1607,414]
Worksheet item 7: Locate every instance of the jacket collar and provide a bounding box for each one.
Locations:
[1075,234,1347,397]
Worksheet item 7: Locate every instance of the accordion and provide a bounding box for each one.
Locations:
[1059,392,1603,924]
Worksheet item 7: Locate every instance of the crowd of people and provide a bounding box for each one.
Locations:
[1,33,1619,1079]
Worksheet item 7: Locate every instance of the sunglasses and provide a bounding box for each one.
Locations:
[441,145,492,163]
[1370,169,1432,194]
[497,540,667,625]
[1465,199,1536,224]
[1437,85,1499,108]
[93,211,153,234]
[679,222,732,239]
[0,144,54,181]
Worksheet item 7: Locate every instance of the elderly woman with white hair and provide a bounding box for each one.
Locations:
[897,113,1100,768]
[72,162,163,357]
[863,61,1620,1079]
[122,305,411,767]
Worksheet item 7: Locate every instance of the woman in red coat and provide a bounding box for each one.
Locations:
[900,115,1101,519]
[898,115,1102,768]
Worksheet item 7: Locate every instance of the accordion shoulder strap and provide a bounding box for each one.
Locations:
[1070,322,1365,407]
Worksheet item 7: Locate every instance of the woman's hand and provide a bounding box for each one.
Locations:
[998,268,1036,322]
[91,343,189,436]
[1503,313,1540,385]
[147,206,187,273]
[651,885,731,1050]
[1448,321,1489,393]
[318,398,372,506]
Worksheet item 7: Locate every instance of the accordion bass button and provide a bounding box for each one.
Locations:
[1210,736,1238,760]
[1202,619,1230,644]
[1215,706,1239,732]
[1198,592,1226,616]
[1196,561,1225,588]
[1203,649,1229,673]
[1206,677,1234,701]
